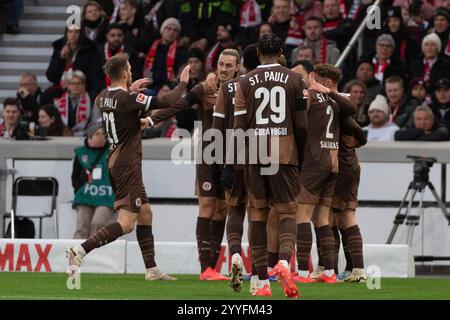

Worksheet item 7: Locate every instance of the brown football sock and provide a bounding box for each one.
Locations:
[250,221,268,280]
[136,224,156,269]
[340,228,353,271]
[196,217,211,272]
[209,219,226,268]
[331,226,340,274]
[296,223,312,271]
[278,216,296,262]
[226,205,246,256]
[251,260,257,276]
[81,222,123,254]
[314,227,323,267]
[342,225,364,269]
[316,225,335,271]
[267,251,279,269]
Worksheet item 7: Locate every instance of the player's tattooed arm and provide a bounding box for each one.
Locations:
[341,116,367,147]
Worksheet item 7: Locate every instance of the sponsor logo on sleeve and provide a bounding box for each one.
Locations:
[136,93,148,105]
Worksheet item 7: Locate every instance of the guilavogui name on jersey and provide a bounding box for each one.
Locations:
[248,71,289,86]
[255,127,288,136]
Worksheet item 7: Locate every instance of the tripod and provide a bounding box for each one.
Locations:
[386,157,450,246]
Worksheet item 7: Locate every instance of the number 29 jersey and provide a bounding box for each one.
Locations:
[302,90,340,173]
[96,87,154,168]
[234,63,308,165]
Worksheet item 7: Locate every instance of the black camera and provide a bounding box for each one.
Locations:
[407,155,437,184]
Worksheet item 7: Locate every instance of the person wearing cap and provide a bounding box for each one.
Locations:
[371,33,406,83]
[395,104,450,141]
[205,22,239,72]
[71,121,115,239]
[432,7,450,56]
[382,6,419,64]
[363,94,399,141]
[430,78,450,128]
[98,23,140,88]
[410,32,450,89]
[142,17,188,92]
[46,25,103,94]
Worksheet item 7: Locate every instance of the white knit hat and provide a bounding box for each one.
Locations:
[368,95,389,116]
[422,33,442,53]
[160,17,181,35]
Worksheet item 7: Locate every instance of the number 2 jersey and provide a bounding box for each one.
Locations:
[234,63,308,165]
[96,87,157,168]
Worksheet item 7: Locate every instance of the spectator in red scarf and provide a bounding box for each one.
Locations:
[52,71,100,137]
[322,0,354,51]
[142,17,188,93]
[46,25,103,94]
[370,34,407,84]
[98,23,140,88]
[385,76,409,127]
[235,0,271,49]
[410,33,450,91]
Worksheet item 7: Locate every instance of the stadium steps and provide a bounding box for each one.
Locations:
[0,0,86,105]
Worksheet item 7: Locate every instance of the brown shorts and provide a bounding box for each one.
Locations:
[298,170,337,207]
[226,168,247,207]
[332,165,360,211]
[246,164,299,214]
[109,165,149,213]
[195,164,225,199]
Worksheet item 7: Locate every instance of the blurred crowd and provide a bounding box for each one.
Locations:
[0,0,449,142]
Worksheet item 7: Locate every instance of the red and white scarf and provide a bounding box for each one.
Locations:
[143,39,178,80]
[323,19,340,33]
[339,0,348,18]
[286,15,304,46]
[205,42,222,71]
[54,91,91,129]
[104,43,124,86]
[423,58,436,84]
[240,0,262,28]
[372,57,390,82]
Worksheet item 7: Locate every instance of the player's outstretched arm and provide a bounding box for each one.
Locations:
[155,65,191,109]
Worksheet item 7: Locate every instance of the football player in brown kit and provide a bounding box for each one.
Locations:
[67,53,191,281]
[330,96,368,283]
[212,44,261,292]
[233,33,308,298]
[295,63,357,284]
[146,49,241,281]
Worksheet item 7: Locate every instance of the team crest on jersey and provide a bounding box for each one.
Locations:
[202,182,212,191]
[135,198,142,207]
[81,155,89,163]
[136,93,148,104]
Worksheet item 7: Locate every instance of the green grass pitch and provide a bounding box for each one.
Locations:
[0,273,449,300]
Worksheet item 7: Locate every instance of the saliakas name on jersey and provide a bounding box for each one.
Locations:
[320,140,339,149]
[255,127,288,136]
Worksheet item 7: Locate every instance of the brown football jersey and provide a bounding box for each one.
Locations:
[302,90,340,172]
[96,88,155,167]
[234,63,308,165]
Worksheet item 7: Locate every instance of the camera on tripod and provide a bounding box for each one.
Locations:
[407,155,437,187]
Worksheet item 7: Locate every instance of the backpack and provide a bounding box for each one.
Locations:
[5,217,36,238]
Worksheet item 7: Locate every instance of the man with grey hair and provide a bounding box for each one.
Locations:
[395,105,450,141]
[17,72,46,123]
[371,33,406,83]
[363,94,399,141]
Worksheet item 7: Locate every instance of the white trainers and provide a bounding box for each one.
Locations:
[250,275,259,295]
[346,268,368,283]
[65,245,86,276]
[145,267,177,281]
[229,253,244,292]
[310,266,324,281]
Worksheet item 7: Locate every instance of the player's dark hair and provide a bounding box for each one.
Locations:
[314,63,342,84]
[291,60,315,74]
[242,43,259,71]
[105,52,130,82]
[257,33,283,56]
